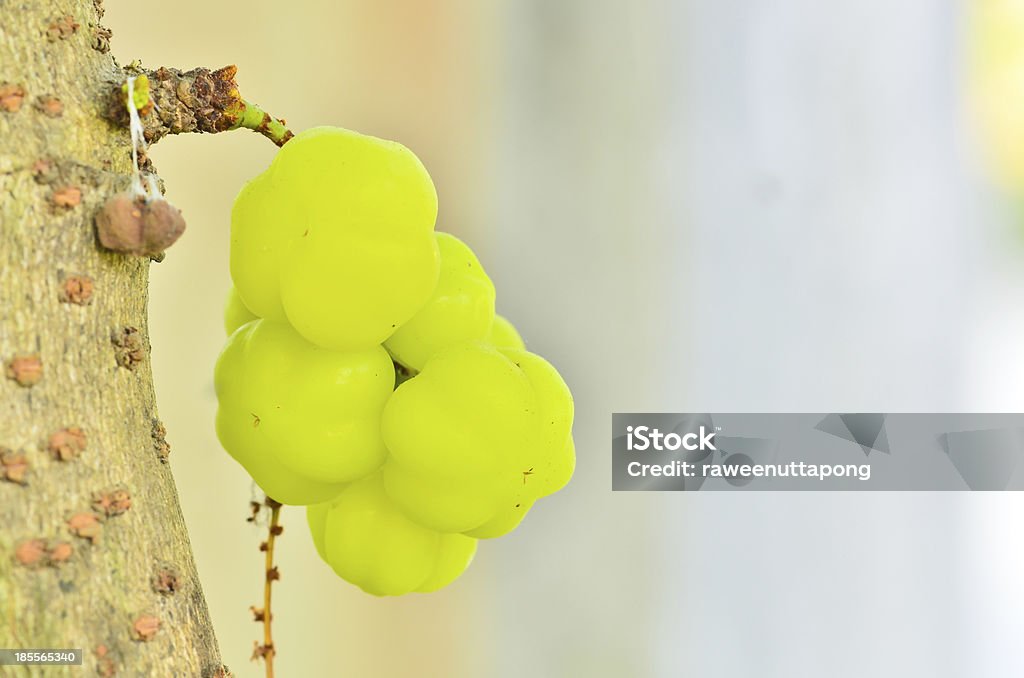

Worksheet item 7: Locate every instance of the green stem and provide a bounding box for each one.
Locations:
[232,100,294,147]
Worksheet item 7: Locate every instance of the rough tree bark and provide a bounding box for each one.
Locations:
[0,1,226,675]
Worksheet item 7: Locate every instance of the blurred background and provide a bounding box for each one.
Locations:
[110,1,1024,676]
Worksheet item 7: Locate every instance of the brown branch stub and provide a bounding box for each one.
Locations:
[108,65,244,141]
[105,65,293,146]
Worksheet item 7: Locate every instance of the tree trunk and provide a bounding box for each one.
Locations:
[0,1,224,675]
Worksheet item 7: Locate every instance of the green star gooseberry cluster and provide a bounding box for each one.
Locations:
[214,127,575,596]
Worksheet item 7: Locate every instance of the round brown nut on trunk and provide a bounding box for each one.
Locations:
[95,193,186,257]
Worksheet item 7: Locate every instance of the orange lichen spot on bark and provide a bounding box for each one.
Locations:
[15,539,47,567]
[52,185,82,208]
[59,274,95,305]
[132,615,160,641]
[46,15,79,41]
[92,488,132,517]
[67,512,103,543]
[48,541,73,563]
[35,95,64,118]
[6,354,42,386]
[49,427,87,461]
[0,83,25,112]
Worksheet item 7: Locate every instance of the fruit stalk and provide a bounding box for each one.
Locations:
[232,99,295,147]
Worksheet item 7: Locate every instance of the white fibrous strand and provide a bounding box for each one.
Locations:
[126,76,161,202]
